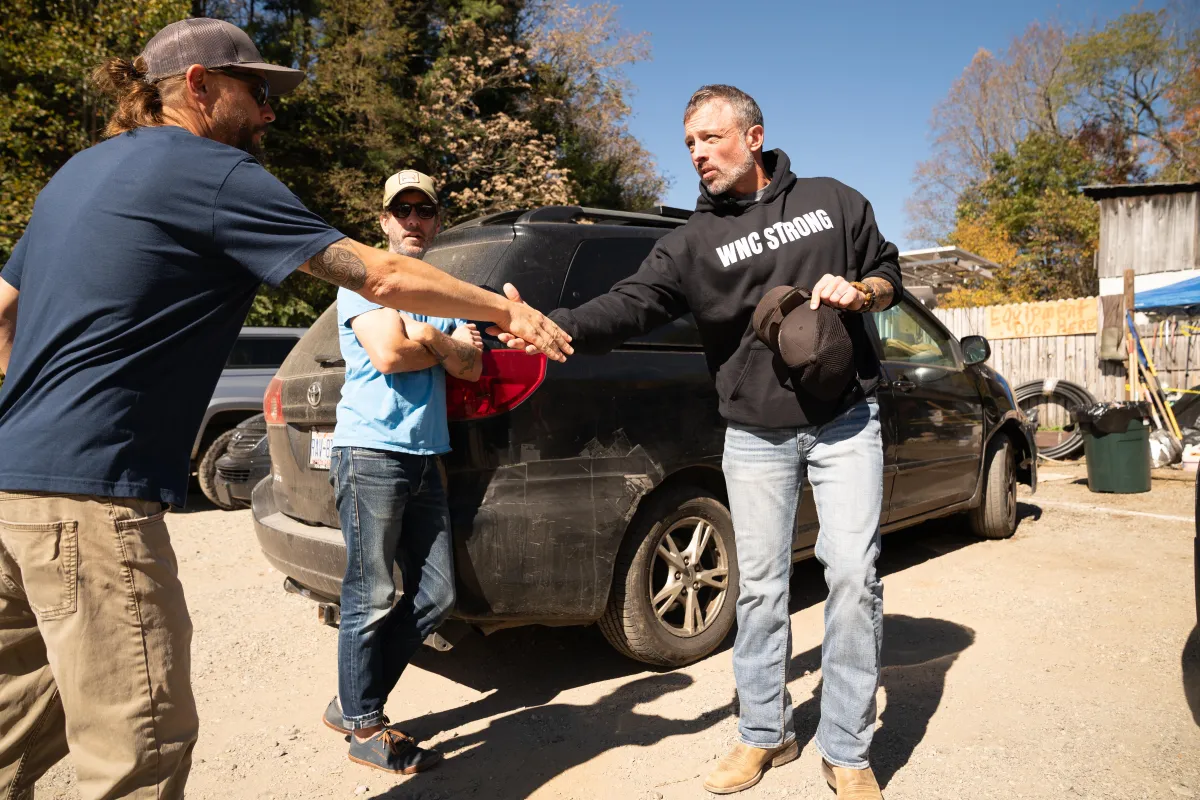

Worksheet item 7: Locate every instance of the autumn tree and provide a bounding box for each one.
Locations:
[909,8,1200,251]
[1163,23,1200,178]
[906,22,1076,244]
[1066,10,1192,170]
[941,131,1113,307]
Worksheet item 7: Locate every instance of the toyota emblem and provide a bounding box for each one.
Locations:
[307,382,322,407]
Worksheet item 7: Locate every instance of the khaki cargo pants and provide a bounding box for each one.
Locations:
[0,492,197,799]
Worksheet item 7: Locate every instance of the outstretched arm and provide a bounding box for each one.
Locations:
[300,238,572,362]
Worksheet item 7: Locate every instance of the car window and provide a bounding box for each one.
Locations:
[559,238,702,349]
[872,301,956,368]
[225,336,299,369]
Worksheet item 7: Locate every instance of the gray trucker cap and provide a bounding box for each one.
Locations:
[140,18,306,95]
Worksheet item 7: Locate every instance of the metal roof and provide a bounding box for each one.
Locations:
[898,246,999,289]
[1081,181,1200,200]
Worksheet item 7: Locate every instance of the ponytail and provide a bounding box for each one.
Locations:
[91,56,167,136]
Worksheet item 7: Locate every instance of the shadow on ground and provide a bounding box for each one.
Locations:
[375,518,989,797]
[406,515,989,734]
[785,614,975,789]
[376,671,729,799]
[1016,501,1042,523]
[380,614,972,799]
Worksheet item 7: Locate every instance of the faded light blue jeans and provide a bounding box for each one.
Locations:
[722,397,884,769]
[331,447,456,730]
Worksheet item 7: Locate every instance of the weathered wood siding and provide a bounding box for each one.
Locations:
[1095,191,1200,279]
[933,301,1197,428]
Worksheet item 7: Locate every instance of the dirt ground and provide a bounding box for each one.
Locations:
[35,462,1200,800]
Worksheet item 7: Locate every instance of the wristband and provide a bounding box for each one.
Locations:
[850,281,875,313]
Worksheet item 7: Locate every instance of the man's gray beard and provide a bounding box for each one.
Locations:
[389,239,426,259]
[703,144,756,196]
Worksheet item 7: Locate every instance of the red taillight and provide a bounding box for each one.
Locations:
[446,351,547,421]
[263,376,285,424]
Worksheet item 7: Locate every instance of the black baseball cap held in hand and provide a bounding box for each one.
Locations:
[752,286,855,402]
[140,18,306,95]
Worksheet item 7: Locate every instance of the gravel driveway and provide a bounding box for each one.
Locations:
[36,462,1200,799]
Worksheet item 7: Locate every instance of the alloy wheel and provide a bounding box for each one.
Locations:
[648,516,730,637]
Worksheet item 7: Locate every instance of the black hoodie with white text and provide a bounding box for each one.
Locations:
[548,149,902,428]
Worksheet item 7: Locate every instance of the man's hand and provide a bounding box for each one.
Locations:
[487,284,572,359]
[810,274,866,311]
[452,323,483,352]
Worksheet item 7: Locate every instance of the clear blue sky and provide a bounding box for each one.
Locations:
[615,0,1167,249]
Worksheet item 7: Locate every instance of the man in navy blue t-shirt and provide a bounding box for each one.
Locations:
[0,18,571,800]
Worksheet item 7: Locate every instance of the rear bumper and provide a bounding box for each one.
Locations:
[252,477,345,600]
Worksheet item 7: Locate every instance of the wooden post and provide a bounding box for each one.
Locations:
[1124,269,1136,401]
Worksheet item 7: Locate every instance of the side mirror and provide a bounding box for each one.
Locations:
[961,335,991,366]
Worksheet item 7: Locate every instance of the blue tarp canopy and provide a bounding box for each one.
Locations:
[1134,274,1200,314]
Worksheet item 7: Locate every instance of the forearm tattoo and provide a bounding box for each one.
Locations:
[863,277,895,309]
[422,335,479,376]
[308,239,367,290]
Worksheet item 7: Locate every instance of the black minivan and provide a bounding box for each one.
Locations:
[252,205,1036,667]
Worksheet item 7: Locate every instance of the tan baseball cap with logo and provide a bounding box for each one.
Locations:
[383,170,439,208]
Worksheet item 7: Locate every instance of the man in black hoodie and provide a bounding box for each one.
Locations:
[498,85,898,798]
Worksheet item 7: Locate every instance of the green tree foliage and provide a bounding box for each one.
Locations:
[1,0,190,262]
[0,0,664,326]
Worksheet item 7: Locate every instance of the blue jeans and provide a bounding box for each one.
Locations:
[331,447,456,729]
[722,398,884,768]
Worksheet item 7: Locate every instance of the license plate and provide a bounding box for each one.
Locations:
[309,431,334,470]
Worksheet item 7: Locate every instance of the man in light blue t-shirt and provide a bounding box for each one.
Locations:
[321,170,482,775]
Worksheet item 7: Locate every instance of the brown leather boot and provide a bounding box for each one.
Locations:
[821,759,884,799]
[703,740,799,794]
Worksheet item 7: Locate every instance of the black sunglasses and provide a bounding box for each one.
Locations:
[212,69,271,107]
[389,202,438,220]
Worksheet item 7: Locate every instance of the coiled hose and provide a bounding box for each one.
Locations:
[1013,379,1096,460]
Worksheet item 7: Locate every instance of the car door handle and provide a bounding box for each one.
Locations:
[892,379,915,392]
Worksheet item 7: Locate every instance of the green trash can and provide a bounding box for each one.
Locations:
[1075,403,1151,494]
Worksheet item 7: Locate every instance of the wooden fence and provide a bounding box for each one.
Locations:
[932,300,1198,428]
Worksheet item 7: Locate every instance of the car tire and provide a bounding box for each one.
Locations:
[599,486,739,667]
[198,428,239,510]
[968,434,1017,539]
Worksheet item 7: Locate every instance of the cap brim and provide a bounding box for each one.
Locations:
[383,186,439,208]
[238,62,307,96]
